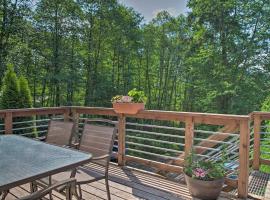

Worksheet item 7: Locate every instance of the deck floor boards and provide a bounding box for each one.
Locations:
[4,163,244,200]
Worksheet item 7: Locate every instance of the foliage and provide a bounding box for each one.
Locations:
[19,76,33,108]
[184,151,226,181]
[0,66,34,135]
[1,64,20,109]
[0,0,269,113]
[262,97,270,112]
[128,89,147,103]
[111,88,147,103]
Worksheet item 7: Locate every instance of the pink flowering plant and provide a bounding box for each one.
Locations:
[111,88,147,104]
[184,151,226,181]
[111,95,133,103]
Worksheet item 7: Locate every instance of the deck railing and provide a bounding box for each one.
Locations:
[0,106,256,198]
[251,112,270,170]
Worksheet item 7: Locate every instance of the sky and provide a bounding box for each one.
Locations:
[118,0,189,23]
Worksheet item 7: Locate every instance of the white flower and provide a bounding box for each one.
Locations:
[121,96,133,103]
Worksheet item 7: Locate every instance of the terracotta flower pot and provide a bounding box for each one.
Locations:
[184,173,224,200]
[113,103,145,114]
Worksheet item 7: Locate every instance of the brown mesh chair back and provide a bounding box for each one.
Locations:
[46,120,75,146]
[79,119,117,166]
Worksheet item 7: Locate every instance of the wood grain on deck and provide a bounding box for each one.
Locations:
[5,163,242,200]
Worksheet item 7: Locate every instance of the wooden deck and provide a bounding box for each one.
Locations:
[5,163,241,200]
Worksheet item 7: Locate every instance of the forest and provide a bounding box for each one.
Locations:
[0,0,269,115]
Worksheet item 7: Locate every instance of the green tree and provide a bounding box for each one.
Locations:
[0,0,268,114]
[1,64,20,109]
[0,0,31,82]
[18,76,32,108]
[16,76,35,136]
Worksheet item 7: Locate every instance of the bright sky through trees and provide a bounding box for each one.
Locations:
[118,0,189,22]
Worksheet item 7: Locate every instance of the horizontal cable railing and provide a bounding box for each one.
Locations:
[125,120,186,165]
[251,112,270,174]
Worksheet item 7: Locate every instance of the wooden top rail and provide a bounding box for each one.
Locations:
[72,107,249,126]
[0,106,250,121]
[251,111,270,120]
[0,107,69,117]
[73,106,117,116]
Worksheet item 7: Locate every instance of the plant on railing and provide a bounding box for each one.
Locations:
[111,89,147,114]
[127,88,147,103]
[111,88,147,103]
[184,150,226,200]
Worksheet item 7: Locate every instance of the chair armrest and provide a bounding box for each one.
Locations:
[92,154,110,160]
[70,142,80,149]
[62,143,79,149]
[34,136,46,142]
[20,178,76,200]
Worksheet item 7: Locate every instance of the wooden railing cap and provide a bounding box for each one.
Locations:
[251,111,270,120]
[0,106,252,123]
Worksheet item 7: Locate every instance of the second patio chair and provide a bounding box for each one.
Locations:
[75,119,117,200]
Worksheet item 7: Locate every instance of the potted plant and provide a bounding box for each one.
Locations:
[184,151,226,200]
[111,88,147,114]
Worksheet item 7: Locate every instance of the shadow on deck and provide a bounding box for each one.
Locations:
[5,163,243,200]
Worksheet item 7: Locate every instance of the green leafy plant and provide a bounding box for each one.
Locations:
[127,88,147,103]
[111,88,147,104]
[184,150,226,181]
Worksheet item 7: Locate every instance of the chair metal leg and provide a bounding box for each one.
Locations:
[65,186,72,200]
[105,178,111,200]
[49,176,53,200]
[70,184,81,200]
[1,190,9,200]
[77,184,82,200]
[30,182,38,193]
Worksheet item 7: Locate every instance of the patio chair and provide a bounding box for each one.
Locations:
[21,178,76,200]
[30,119,76,199]
[44,119,76,146]
[32,119,117,200]
[75,119,117,200]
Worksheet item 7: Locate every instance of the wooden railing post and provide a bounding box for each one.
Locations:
[71,108,80,142]
[63,107,71,122]
[118,114,126,166]
[253,114,261,170]
[71,108,78,121]
[185,116,194,158]
[238,119,250,199]
[5,111,13,134]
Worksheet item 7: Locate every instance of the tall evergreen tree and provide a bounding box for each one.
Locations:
[0,64,20,109]
[16,76,34,136]
[18,76,32,108]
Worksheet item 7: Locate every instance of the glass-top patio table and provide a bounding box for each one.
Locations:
[0,135,92,192]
